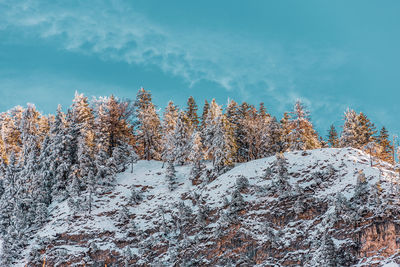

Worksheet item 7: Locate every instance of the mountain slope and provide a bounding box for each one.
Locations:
[19,148,400,266]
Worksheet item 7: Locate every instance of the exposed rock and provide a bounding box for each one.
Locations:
[17,148,400,266]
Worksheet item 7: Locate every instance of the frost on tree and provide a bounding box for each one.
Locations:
[202,99,237,175]
[134,88,162,161]
[271,152,291,197]
[286,100,321,151]
[188,131,205,185]
[165,161,177,191]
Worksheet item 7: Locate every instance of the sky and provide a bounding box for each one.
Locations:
[0,0,400,137]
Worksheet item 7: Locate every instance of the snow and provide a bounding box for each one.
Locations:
[15,147,400,265]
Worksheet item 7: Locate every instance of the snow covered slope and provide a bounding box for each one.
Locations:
[18,148,400,266]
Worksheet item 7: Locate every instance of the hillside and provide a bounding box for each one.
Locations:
[16,148,400,266]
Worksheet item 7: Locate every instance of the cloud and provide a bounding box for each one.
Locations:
[0,71,128,113]
[0,0,346,112]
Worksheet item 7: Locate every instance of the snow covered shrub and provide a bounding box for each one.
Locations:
[129,187,143,205]
[236,175,249,191]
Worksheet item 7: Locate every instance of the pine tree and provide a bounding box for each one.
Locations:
[357,112,377,147]
[188,131,205,184]
[255,104,274,158]
[229,189,245,214]
[67,174,82,213]
[72,92,96,182]
[377,126,393,163]
[354,170,369,205]
[240,105,268,160]
[171,111,191,165]
[165,162,177,191]
[161,101,178,163]
[49,106,74,201]
[287,101,321,151]
[134,88,162,160]
[185,96,199,132]
[163,101,179,136]
[236,102,253,161]
[312,235,336,267]
[35,135,53,206]
[203,100,237,174]
[321,235,337,267]
[261,117,282,156]
[327,125,339,148]
[271,152,291,196]
[340,109,359,148]
[0,109,23,159]
[0,134,6,162]
[94,95,134,158]
[200,100,210,131]
[19,134,41,227]
[85,170,96,214]
[280,112,291,152]
[20,104,41,157]
[0,152,19,235]
[226,99,241,161]
[340,109,377,149]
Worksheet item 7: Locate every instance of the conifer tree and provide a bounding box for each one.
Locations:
[0,152,19,234]
[241,105,266,160]
[188,131,205,184]
[185,96,199,132]
[85,170,96,214]
[319,136,328,148]
[340,109,377,149]
[255,104,273,158]
[236,102,253,161]
[377,126,393,163]
[340,109,359,148]
[222,115,238,167]
[36,135,54,206]
[134,88,162,160]
[19,134,41,227]
[20,104,41,156]
[280,112,292,152]
[229,189,245,215]
[94,95,134,158]
[357,112,377,147]
[200,100,210,131]
[310,235,337,266]
[226,99,241,161]
[165,161,177,191]
[262,117,282,156]
[0,135,6,162]
[203,100,237,173]
[72,92,96,180]
[161,101,178,163]
[287,101,321,151]
[0,110,22,159]
[171,111,191,165]
[163,101,179,136]
[354,170,369,205]
[271,152,291,196]
[327,125,339,148]
[49,106,73,201]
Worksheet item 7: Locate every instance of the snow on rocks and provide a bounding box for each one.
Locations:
[15,148,400,266]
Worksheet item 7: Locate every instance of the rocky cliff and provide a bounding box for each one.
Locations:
[18,148,400,266]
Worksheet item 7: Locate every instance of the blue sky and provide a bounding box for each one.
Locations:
[1,0,400,136]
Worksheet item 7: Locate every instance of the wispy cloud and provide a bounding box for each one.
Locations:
[0,70,128,113]
[0,0,347,114]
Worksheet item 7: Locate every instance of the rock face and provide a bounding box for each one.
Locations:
[18,148,400,266]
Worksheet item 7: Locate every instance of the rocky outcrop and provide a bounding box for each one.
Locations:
[20,148,400,266]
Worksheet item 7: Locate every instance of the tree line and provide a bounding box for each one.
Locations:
[0,88,395,264]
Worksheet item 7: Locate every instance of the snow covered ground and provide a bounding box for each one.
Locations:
[13,147,400,266]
